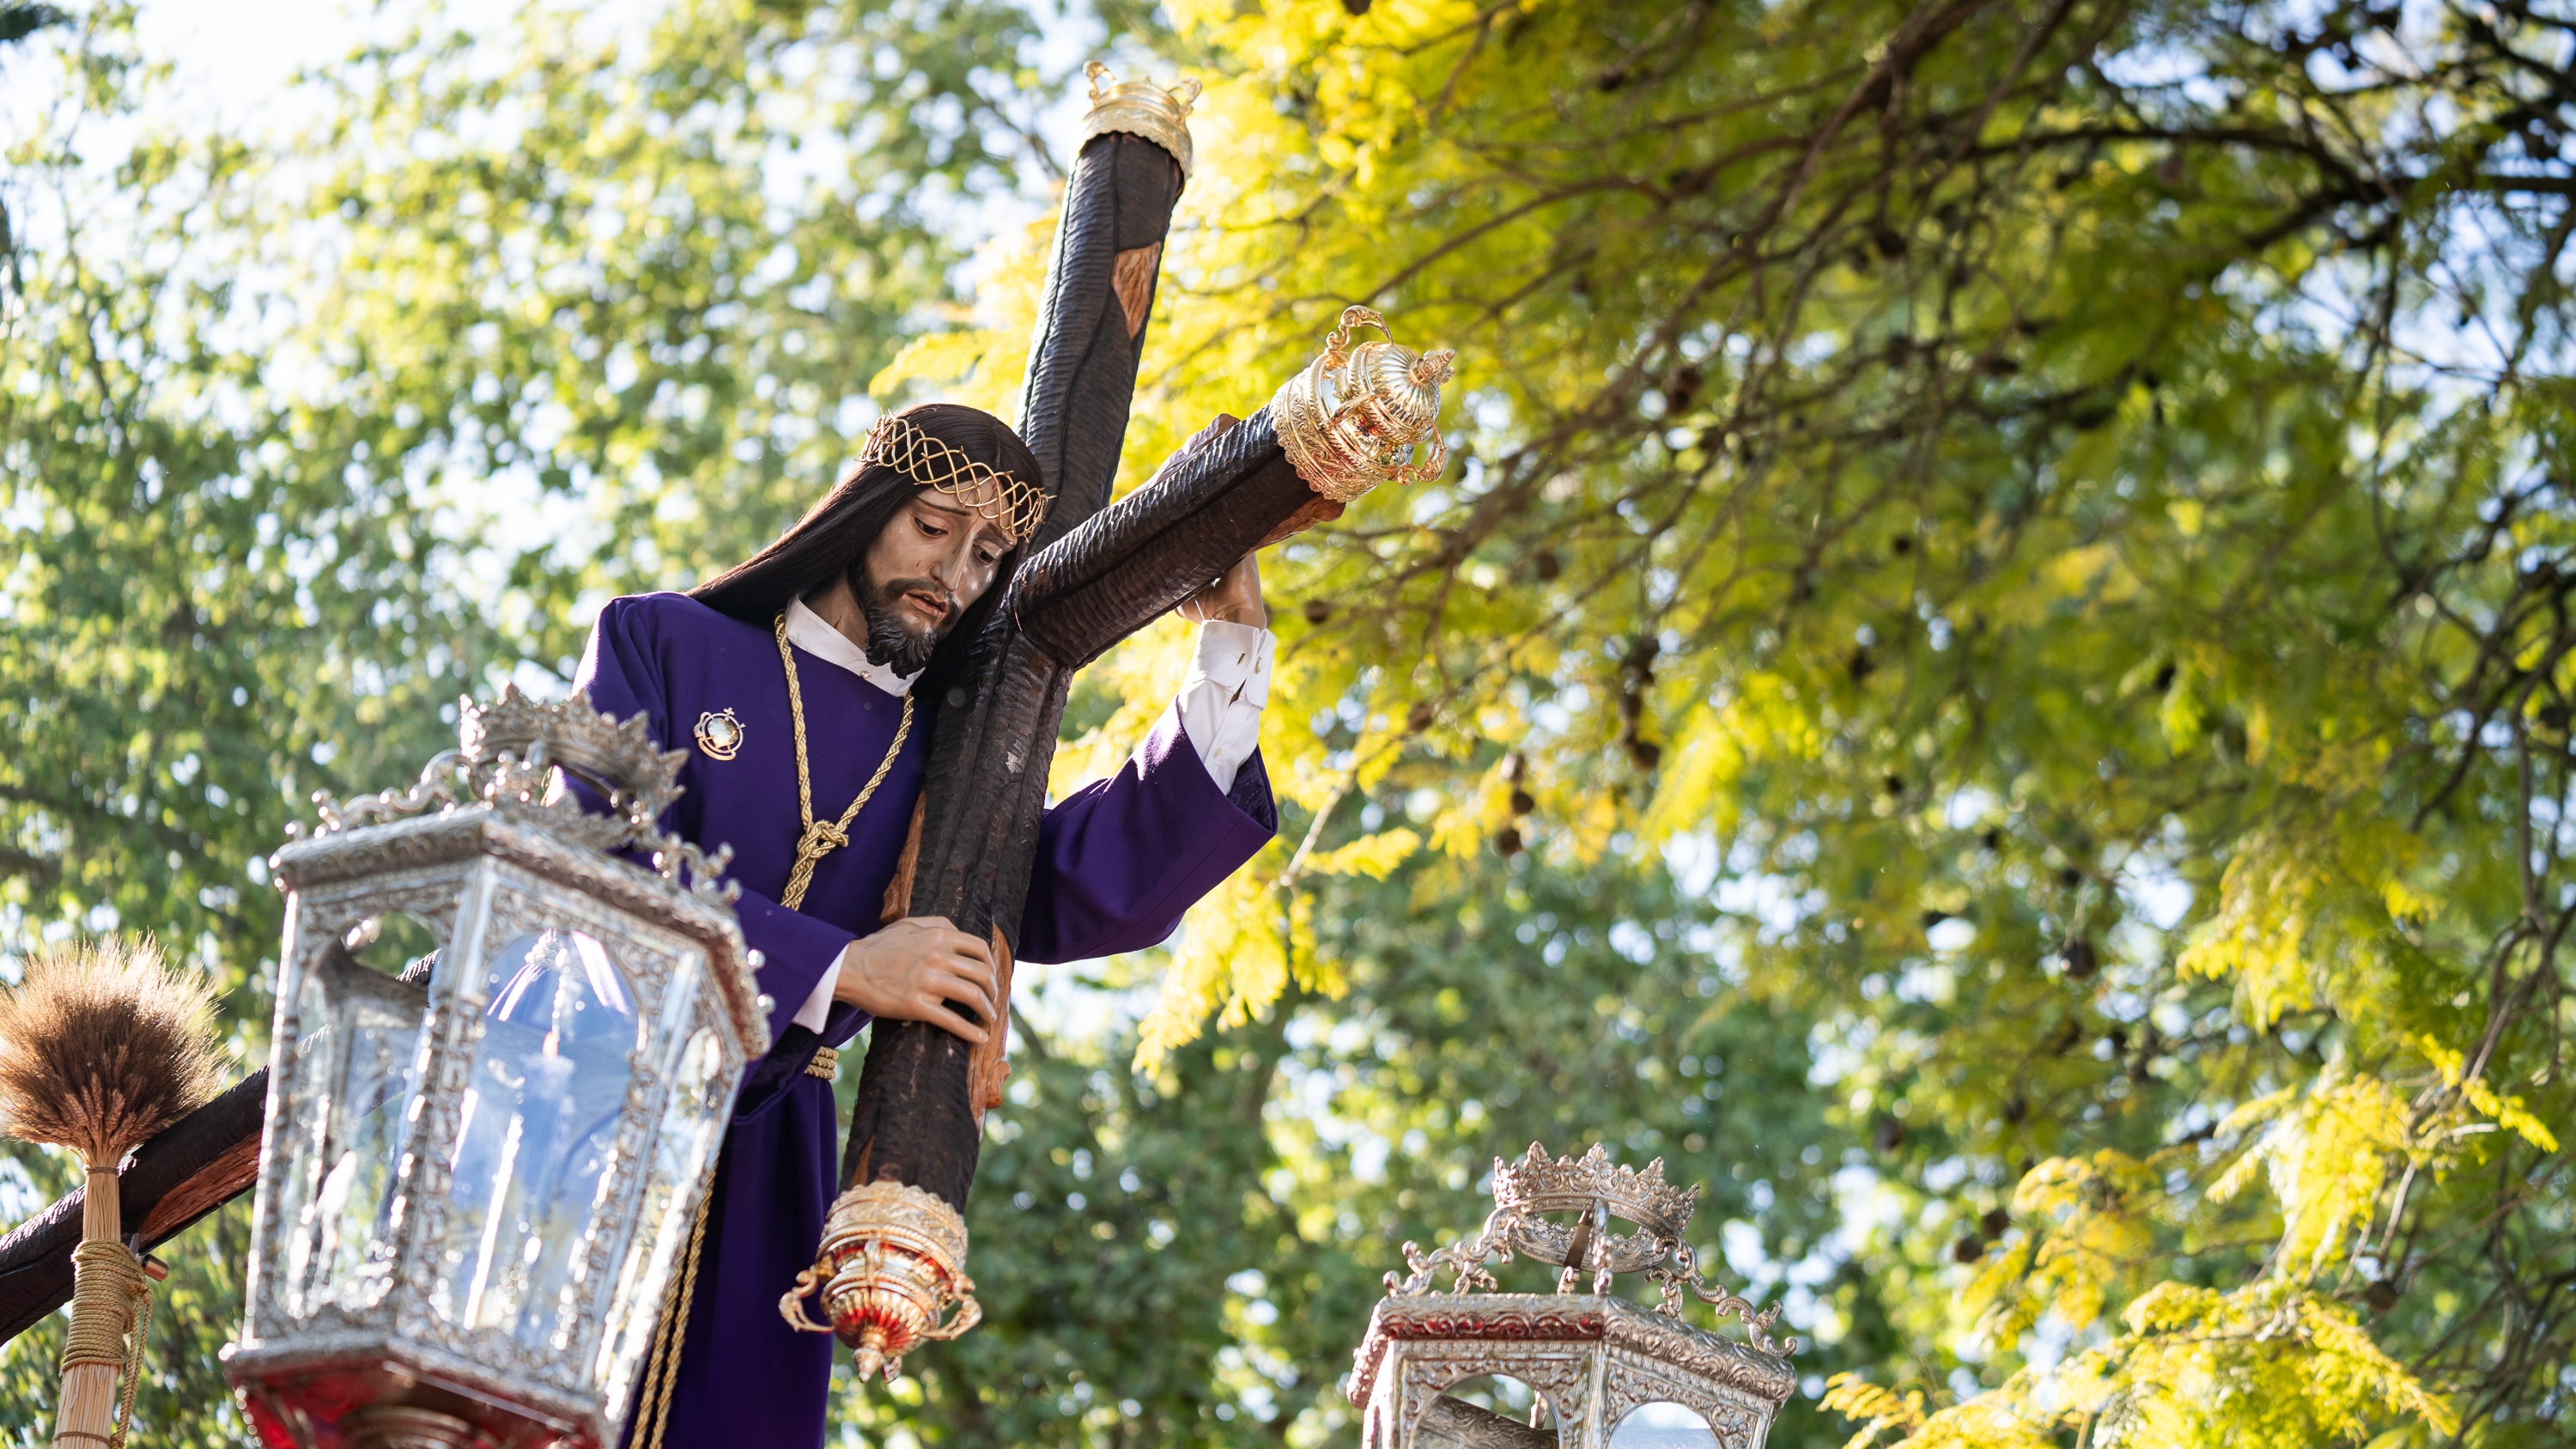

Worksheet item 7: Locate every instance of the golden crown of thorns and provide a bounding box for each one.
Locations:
[860,413,1048,545]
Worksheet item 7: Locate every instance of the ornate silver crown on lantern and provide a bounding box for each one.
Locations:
[301,685,730,900]
[1273,305,1457,504]
[1489,1142,1701,1276]
[1079,59,1201,178]
[1347,1143,1799,1449]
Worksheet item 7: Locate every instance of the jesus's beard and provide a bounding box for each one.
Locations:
[852,563,957,677]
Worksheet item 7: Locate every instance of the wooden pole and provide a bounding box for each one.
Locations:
[841,121,1189,1210]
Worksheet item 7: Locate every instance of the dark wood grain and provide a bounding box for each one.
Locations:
[838,121,1386,1219]
[841,128,1185,1209]
[0,1068,270,1344]
[1012,409,1309,669]
[843,410,1348,1214]
[1018,133,1187,552]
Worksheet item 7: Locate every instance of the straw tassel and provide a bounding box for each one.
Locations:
[0,937,220,1449]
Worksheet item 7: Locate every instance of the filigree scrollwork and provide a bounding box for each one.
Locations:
[1380,1143,1800,1357]
[1648,1242,1799,1355]
[1387,1207,1514,1296]
[295,688,742,908]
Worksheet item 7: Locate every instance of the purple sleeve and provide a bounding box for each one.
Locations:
[575,600,858,1044]
[1016,705,1279,965]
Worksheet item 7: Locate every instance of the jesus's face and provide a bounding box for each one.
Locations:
[845,484,1015,674]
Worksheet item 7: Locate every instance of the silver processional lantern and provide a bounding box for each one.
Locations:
[1347,1144,1801,1449]
[226,690,770,1449]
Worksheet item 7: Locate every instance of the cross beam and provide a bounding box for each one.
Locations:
[817,76,1455,1380]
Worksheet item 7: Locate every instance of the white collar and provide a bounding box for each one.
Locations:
[783,598,920,698]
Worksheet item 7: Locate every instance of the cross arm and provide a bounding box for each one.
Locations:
[1009,407,1316,672]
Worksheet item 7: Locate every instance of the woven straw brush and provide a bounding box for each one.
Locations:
[0,936,221,1449]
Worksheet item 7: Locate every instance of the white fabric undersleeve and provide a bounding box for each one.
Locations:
[795,951,841,1032]
[1170,619,1273,794]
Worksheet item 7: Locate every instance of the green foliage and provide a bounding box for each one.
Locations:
[1064,0,2573,1440]
[9,0,2576,1445]
[849,850,1848,1446]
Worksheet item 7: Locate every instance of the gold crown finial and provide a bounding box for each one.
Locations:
[1078,60,1200,179]
[1271,306,1456,504]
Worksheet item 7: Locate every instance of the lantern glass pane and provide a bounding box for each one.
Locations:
[1607,1402,1720,1447]
[276,936,431,1320]
[594,1018,730,1405]
[431,928,641,1345]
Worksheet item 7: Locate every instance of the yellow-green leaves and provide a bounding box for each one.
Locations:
[2176,820,2427,1030]
[1971,1152,2160,1343]
[2099,1282,2456,1446]
[1849,1283,2453,1449]
[1299,828,1422,881]
[2208,1074,2411,1279]
[1819,1375,1929,1449]
[2414,1033,2561,1154]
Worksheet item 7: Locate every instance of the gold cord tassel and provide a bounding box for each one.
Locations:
[774,615,914,911]
[631,1193,714,1449]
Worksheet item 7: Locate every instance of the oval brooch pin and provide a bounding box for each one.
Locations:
[695,708,746,761]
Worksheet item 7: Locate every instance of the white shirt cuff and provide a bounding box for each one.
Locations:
[793,953,840,1032]
[1171,620,1272,793]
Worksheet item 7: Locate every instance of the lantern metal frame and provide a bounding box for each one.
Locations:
[226,689,769,1449]
[1346,1145,1800,1449]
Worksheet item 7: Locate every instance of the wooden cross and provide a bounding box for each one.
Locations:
[0,65,1455,1367]
[814,65,1453,1373]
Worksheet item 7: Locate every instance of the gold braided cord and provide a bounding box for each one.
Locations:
[628,623,904,1442]
[634,1190,714,1449]
[60,1239,152,1449]
[629,624,905,1441]
[860,412,1048,545]
[774,614,915,911]
[806,1045,839,1080]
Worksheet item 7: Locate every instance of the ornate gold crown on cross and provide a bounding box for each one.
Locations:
[1080,60,1201,178]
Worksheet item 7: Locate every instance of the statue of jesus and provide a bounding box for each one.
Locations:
[574,402,1279,1449]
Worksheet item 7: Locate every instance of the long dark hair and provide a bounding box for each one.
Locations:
[691,402,1042,702]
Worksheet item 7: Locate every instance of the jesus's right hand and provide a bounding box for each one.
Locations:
[832,916,998,1044]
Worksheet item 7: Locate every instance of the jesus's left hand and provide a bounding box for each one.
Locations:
[1179,552,1266,629]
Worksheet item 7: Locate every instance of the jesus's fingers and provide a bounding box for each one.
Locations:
[934,928,993,968]
[915,998,991,1045]
[925,962,997,1022]
[931,937,995,1002]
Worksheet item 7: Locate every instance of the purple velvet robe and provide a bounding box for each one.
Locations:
[576,593,1275,1448]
